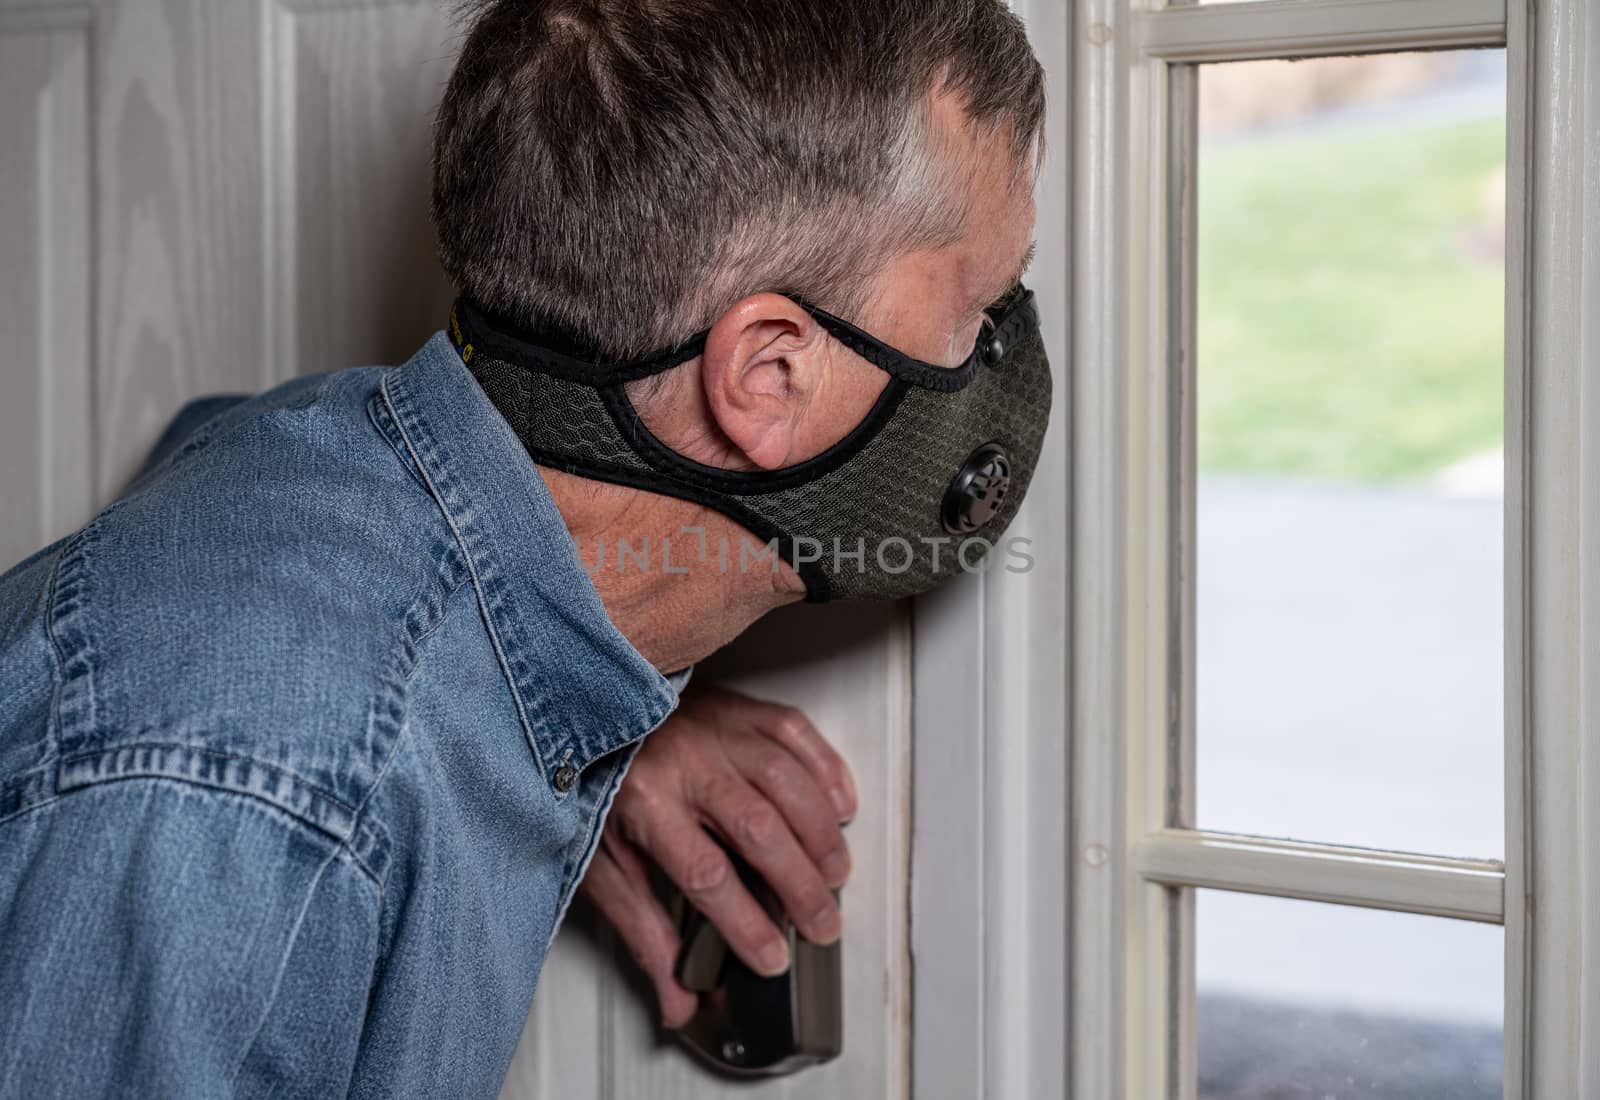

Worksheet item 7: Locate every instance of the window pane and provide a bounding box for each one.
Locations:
[1194,50,1506,858]
[1197,891,1503,1099]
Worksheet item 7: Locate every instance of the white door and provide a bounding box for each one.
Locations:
[0,1,1072,1096]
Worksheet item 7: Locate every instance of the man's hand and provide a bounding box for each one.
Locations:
[579,685,857,1027]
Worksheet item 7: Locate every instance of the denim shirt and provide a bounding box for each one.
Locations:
[0,333,681,1098]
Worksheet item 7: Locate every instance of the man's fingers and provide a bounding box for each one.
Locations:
[621,798,791,977]
[701,778,841,947]
[745,701,857,823]
[582,840,697,1027]
[605,829,656,890]
[725,736,851,888]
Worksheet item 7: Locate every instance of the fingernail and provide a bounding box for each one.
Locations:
[808,903,841,944]
[820,848,851,885]
[759,939,790,975]
[830,787,853,820]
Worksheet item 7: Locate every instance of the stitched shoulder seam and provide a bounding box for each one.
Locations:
[377,372,553,777]
[56,745,392,890]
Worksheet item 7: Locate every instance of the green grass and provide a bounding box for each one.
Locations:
[1197,114,1506,480]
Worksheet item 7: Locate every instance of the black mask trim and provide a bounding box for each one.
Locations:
[795,303,980,392]
[597,380,912,496]
[507,439,835,603]
[451,297,708,384]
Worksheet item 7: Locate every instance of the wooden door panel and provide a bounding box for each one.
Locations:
[0,6,91,569]
[265,0,457,385]
[92,0,266,494]
[0,1,915,1091]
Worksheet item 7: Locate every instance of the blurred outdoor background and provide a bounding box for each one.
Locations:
[1192,49,1506,1099]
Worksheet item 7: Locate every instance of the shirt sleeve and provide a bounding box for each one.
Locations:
[0,776,381,1098]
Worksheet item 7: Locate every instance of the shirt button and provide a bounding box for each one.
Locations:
[982,335,1006,366]
[552,762,578,793]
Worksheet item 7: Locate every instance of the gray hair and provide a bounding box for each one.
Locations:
[432,0,1045,359]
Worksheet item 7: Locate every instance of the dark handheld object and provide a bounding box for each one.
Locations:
[669,849,843,1076]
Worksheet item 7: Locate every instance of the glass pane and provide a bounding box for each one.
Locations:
[1195,50,1506,858]
[1197,891,1503,1099]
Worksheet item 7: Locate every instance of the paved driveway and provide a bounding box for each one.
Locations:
[1195,476,1503,1027]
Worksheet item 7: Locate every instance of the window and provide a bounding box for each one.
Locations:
[1197,893,1503,1097]
[1194,50,1506,862]
[1067,1,1597,1097]
[1189,50,1508,1090]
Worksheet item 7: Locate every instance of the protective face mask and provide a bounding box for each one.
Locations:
[449,285,1052,602]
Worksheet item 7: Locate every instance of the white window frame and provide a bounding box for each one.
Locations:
[1066,1,1600,1097]
[908,3,1073,1098]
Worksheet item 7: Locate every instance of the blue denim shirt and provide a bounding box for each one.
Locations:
[0,333,681,1097]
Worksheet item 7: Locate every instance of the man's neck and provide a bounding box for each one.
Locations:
[537,466,804,672]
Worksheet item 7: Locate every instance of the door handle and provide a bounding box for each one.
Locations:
[669,846,842,1076]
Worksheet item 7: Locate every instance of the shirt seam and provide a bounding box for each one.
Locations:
[0,775,382,904]
[53,748,391,891]
[41,510,107,761]
[340,572,474,965]
[405,573,471,655]
[340,571,473,950]
[365,390,431,495]
[378,372,554,780]
[0,774,379,1095]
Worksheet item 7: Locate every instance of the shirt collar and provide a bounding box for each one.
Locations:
[380,332,679,786]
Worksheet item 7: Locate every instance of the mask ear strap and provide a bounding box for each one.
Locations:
[794,286,1037,393]
[794,302,980,392]
[593,374,912,496]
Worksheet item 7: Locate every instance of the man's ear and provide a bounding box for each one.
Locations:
[700,293,828,471]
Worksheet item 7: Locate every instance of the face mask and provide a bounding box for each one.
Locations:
[449,285,1052,602]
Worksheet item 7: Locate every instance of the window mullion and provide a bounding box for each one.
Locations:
[1165,48,1200,1100]
[1136,0,1506,64]
[1134,828,1506,923]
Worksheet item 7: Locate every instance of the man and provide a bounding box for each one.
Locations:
[0,0,1047,1095]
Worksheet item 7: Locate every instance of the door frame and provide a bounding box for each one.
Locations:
[908,1,1073,1098]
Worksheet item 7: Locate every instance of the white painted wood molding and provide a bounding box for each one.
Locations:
[1135,0,1506,62]
[909,0,1073,1093]
[1134,829,1505,924]
[1509,0,1600,1093]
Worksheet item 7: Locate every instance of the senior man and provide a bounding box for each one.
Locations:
[0,0,1048,1095]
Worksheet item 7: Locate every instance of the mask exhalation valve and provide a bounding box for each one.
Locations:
[941,442,1011,534]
